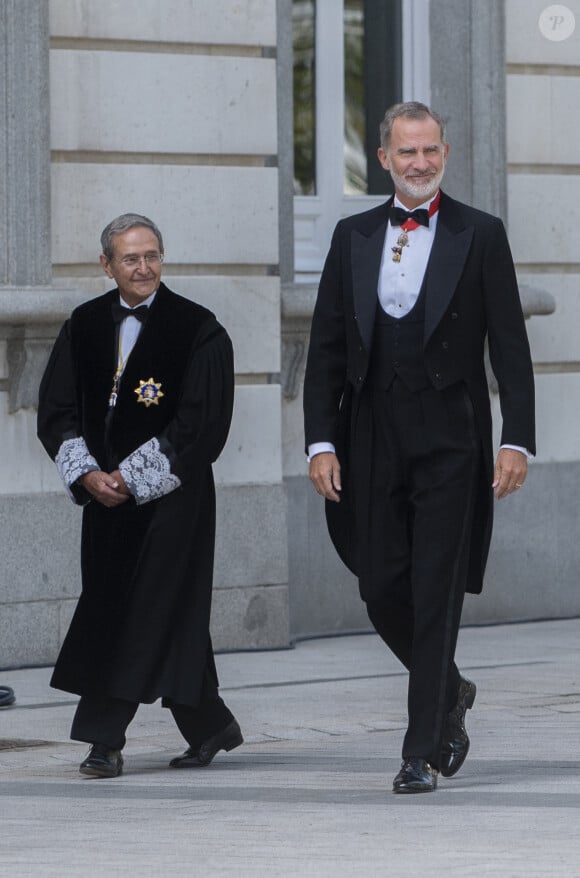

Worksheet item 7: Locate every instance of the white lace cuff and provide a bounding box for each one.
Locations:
[119,437,181,506]
[55,437,99,493]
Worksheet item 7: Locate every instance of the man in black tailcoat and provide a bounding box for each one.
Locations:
[303,103,535,793]
[38,214,243,777]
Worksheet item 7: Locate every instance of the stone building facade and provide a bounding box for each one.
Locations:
[0,0,578,668]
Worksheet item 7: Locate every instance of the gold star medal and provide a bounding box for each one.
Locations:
[134,377,164,408]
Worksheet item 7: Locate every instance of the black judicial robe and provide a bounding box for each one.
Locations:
[37,283,234,706]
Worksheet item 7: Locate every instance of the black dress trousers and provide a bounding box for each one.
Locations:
[71,664,233,751]
[361,377,480,768]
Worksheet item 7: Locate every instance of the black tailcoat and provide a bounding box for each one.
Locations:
[303,192,535,595]
[38,283,234,706]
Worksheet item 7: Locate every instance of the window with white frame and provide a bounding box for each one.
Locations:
[293,0,430,280]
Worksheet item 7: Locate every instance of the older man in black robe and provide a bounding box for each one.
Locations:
[38,213,242,778]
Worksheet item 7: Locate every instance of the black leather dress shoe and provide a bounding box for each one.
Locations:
[0,686,15,708]
[393,757,438,793]
[170,719,243,768]
[79,744,124,778]
[440,676,476,778]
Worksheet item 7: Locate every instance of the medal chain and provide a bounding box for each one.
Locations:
[391,191,441,263]
[108,339,126,409]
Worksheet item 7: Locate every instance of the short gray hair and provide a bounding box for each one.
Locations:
[379,102,447,151]
[100,213,164,260]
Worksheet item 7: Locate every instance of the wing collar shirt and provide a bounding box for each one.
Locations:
[378,192,439,317]
[118,290,157,365]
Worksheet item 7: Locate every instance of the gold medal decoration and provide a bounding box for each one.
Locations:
[392,231,409,263]
[134,377,164,408]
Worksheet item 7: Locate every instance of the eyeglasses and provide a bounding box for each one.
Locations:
[115,254,164,268]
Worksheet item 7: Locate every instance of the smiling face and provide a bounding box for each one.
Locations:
[99,226,163,307]
[377,114,449,209]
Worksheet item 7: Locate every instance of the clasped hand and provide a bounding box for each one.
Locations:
[79,470,131,507]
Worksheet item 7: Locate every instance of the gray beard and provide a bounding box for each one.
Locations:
[390,165,445,202]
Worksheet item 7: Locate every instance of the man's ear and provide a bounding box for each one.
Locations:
[377,147,389,172]
[99,254,113,278]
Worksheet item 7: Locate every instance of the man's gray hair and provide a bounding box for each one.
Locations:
[379,102,447,151]
[100,213,164,260]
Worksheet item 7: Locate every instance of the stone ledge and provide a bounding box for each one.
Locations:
[518,283,556,317]
[281,280,556,323]
[0,287,88,324]
[281,282,317,323]
[0,279,555,327]
[280,280,555,401]
[0,290,84,411]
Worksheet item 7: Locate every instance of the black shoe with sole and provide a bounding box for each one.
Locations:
[80,744,124,778]
[170,719,243,768]
[393,757,438,794]
[440,677,476,778]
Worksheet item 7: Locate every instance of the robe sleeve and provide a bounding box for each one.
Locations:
[118,319,234,505]
[37,321,100,505]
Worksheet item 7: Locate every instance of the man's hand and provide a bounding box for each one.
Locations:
[79,470,131,508]
[109,470,131,496]
[492,448,528,500]
[309,452,342,503]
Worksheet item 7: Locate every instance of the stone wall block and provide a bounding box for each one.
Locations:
[508,175,580,263]
[49,0,277,46]
[0,601,62,668]
[50,52,277,155]
[506,0,580,65]
[523,275,580,363]
[0,494,81,603]
[211,584,289,650]
[507,76,580,165]
[465,460,580,623]
[51,165,279,265]
[214,483,288,588]
[215,386,283,485]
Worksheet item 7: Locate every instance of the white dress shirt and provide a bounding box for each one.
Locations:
[117,290,156,370]
[378,193,439,317]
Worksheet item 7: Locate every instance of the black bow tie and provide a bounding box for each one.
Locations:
[111,302,149,324]
[389,206,430,228]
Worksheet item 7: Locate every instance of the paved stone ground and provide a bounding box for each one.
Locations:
[1,618,579,877]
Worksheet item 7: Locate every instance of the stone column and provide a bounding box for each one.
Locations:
[0,0,80,412]
[0,0,52,287]
[429,0,507,220]
[429,0,553,333]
